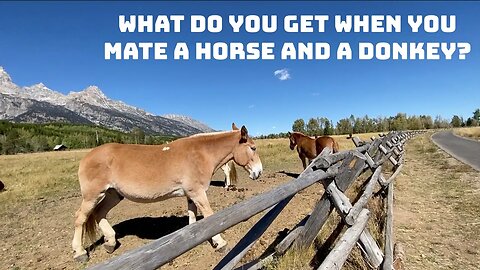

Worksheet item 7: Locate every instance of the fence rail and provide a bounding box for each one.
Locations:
[89,130,424,270]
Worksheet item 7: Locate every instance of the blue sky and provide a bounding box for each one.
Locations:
[0,1,479,136]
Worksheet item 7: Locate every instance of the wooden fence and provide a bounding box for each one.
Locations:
[89,130,424,270]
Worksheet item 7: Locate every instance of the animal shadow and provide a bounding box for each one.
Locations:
[88,215,192,252]
[210,180,226,187]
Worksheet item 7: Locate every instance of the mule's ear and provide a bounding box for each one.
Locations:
[232,123,239,130]
[287,131,291,136]
[240,125,248,143]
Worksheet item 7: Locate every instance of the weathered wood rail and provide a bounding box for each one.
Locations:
[88,130,424,270]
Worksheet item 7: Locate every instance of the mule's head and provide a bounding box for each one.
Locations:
[288,132,296,150]
[232,124,263,180]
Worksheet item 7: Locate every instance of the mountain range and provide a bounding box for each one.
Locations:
[0,67,214,136]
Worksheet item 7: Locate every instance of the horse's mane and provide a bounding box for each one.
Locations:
[291,132,312,139]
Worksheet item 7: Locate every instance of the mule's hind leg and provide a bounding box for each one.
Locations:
[94,189,123,253]
[72,198,101,262]
[187,190,227,251]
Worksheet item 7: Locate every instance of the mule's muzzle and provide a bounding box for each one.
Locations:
[250,170,261,180]
[248,163,263,180]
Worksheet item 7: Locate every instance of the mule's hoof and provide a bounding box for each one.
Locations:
[215,244,230,254]
[214,240,228,252]
[74,253,89,263]
[103,243,116,254]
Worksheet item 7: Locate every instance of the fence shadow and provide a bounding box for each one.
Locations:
[234,228,290,269]
[276,171,300,178]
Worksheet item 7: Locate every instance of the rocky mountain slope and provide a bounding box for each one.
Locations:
[0,67,214,136]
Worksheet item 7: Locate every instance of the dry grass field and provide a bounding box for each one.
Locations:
[394,133,480,270]
[453,126,480,140]
[0,131,478,269]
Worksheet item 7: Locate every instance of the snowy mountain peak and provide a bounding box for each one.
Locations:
[83,85,104,95]
[0,67,20,95]
[0,67,214,135]
[162,114,215,132]
[0,66,8,75]
[67,85,112,109]
[0,66,13,83]
[23,83,66,104]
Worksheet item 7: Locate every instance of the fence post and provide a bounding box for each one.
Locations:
[293,152,366,249]
[317,209,371,270]
[383,175,395,270]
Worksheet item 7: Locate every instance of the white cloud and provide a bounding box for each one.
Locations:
[274,68,291,81]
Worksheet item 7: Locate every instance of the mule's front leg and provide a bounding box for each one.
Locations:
[188,190,227,251]
[187,199,198,224]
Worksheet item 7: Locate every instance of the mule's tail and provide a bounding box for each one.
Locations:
[332,139,340,153]
[84,208,98,244]
[228,161,238,186]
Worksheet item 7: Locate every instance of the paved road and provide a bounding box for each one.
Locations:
[431,131,480,171]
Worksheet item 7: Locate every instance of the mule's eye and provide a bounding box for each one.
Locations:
[250,146,256,151]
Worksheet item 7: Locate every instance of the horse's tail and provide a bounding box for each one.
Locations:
[228,161,238,186]
[332,138,340,153]
[84,208,98,243]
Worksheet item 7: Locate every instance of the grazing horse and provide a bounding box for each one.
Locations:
[71,125,263,262]
[288,132,339,169]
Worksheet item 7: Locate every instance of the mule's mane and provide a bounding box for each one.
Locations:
[181,130,240,146]
[190,130,238,138]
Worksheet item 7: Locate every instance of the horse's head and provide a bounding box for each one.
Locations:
[232,124,263,180]
[288,132,296,150]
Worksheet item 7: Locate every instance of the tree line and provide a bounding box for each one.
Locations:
[256,109,480,139]
[0,121,175,155]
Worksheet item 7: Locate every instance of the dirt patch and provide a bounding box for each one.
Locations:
[0,172,324,270]
[394,134,480,270]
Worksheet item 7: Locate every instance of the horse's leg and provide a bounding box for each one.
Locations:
[188,190,227,250]
[72,196,103,262]
[300,154,307,170]
[187,198,198,224]
[94,189,123,253]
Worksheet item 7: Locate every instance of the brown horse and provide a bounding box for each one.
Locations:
[288,132,339,169]
[71,124,262,262]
